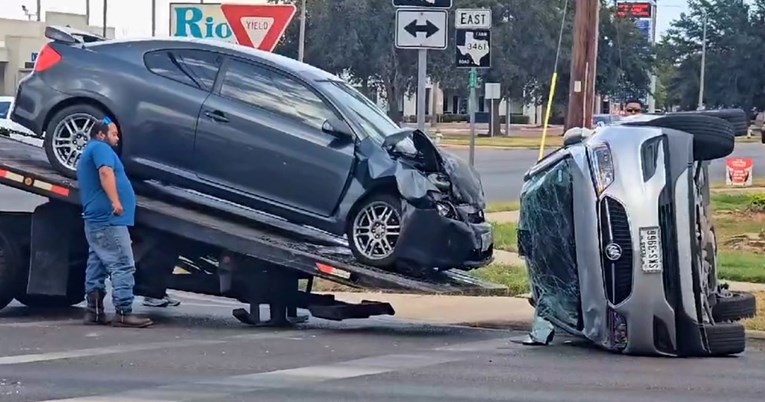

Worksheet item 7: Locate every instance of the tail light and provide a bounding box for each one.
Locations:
[34,44,62,72]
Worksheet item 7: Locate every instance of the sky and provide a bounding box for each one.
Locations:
[0,0,690,40]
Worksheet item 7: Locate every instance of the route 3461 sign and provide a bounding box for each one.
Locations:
[455,29,490,68]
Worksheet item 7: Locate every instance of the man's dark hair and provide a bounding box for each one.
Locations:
[626,99,643,108]
[90,120,108,139]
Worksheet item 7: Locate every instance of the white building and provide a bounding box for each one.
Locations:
[0,11,115,96]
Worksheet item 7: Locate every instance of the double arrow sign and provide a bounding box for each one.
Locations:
[394,8,449,50]
[404,19,439,38]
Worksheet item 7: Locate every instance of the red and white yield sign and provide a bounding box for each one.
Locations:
[725,157,754,186]
[170,3,297,52]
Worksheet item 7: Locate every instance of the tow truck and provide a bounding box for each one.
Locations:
[0,135,505,327]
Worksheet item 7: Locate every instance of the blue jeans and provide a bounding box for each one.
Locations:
[83,224,136,314]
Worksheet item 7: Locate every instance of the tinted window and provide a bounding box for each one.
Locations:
[220,59,337,130]
[145,49,222,91]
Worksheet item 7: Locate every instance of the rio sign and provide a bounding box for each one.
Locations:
[169,3,297,52]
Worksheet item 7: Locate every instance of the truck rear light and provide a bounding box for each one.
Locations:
[34,44,62,72]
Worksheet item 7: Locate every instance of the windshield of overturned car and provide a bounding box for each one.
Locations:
[518,157,581,330]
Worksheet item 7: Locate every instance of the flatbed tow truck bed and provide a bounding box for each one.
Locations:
[0,136,505,326]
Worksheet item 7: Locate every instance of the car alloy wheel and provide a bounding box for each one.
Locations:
[351,201,401,261]
[51,112,97,171]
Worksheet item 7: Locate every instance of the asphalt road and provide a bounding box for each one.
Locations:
[3,142,763,209]
[447,142,765,202]
[0,294,764,402]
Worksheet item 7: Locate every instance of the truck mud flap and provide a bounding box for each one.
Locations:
[307,296,395,321]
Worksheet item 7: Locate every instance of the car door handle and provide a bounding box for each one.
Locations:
[204,110,229,123]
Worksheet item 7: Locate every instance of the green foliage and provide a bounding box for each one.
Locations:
[271,0,656,118]
[658,0,765,111]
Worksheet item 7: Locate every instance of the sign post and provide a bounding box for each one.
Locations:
[485,83,501,137]
[394,1,450,133]
[455,8,492,165]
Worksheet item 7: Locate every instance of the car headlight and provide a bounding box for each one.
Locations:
[435,201,457,219]
[587,142,615,195]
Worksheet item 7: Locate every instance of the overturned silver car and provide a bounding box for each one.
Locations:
[518,110,757,356]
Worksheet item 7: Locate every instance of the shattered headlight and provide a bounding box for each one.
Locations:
[435,201,457,219]
[587,142,615,196]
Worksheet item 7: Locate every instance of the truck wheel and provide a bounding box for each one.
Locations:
[0,231,22,311]
[44,104,107,179]
[713,291,757,322]
[623,114,735,161]
[346,192,402,269]
[703,322,746,356]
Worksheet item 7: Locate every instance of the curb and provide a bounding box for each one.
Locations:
[747,330,765,340]
[438,144,544,151]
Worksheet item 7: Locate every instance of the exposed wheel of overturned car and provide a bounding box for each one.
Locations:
[44,104,105,179]
[622,114,735,161]
[347,192,403,268]
[713,291,757,322]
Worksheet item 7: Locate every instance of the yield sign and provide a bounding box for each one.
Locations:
[220,4,297,52]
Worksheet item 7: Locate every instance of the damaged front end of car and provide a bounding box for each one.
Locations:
[358,129,493,273]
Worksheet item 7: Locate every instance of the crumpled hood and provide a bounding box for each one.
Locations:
[377,128,486,209]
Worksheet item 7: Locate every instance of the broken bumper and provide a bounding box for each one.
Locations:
[394,204,493,271]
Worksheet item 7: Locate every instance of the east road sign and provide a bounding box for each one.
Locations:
[169,3,297,52]
[395,9,448,50]
[392,0,452,8]
[455,8,492,29]
[455,29,491,68]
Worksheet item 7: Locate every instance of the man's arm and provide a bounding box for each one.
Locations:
[92,144,123,215]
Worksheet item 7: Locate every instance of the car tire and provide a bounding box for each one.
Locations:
[346,192,402,269]
[703,322,746,356]
[713,291,757,322]
[44,104,107,179]
[673,109,749,136]
[0,231,22,311]
[623,114,735,161]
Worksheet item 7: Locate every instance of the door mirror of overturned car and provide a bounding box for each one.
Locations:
[322,117,354,140]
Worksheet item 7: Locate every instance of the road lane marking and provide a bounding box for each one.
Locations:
[0,332,295,366]
[39,338,507,402]
[0,319,81,328]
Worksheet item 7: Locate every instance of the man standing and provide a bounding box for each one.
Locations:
[625,99,643,115]
[77,117,153,328]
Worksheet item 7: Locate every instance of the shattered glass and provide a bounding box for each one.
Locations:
[518,157,582,332]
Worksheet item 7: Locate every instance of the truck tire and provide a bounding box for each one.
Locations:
[623,114,735,161]
[0,231,22,310]
[703,322,746,356]
[672,109,749,136]
[713,291,757,322]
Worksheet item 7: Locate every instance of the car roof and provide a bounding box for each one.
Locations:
[0,96,12,103]
[95,36,342,82]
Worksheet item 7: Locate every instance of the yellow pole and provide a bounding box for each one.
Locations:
[537,72,559,161]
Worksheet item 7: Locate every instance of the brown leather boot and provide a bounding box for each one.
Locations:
[112,313,153,328]
[83,290,110,325]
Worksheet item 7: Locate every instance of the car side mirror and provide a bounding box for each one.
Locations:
[322,117,354,139]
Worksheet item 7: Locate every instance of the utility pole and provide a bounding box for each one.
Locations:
[698,8,707,110]
[36,0,41,21]
[151,0,156,36]
[86,0,90,25]
[298,0,307,62]
[102,0,107,37]
[565,0,600,131]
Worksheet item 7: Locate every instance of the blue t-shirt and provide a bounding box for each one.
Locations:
[76,140,136,227]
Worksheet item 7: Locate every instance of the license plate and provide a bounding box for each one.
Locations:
[481,231,492,251]
[639,227,663,273]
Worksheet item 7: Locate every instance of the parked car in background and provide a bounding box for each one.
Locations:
[10,26,493,273]
[518,109,756,357]
[0,96,36,138]
[591,114,621,127]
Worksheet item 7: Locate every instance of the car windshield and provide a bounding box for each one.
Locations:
[318,80,402,144]
[518,157,581,330]
[0,102,10,119]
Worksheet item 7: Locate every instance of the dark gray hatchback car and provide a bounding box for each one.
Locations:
[11,26,494,273]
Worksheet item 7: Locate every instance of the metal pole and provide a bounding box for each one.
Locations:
[151,0,156,36]
[36,0,41,21]
[86,0,90,25]
[298,0,307,62]
[468,67,476,166]
[698,10,707,110]
[489,99,494,137]
[102,0,107,37]
[416,49,427,133]
[505,98,510,135]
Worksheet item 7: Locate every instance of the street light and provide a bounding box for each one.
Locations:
[698,8,707,110]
